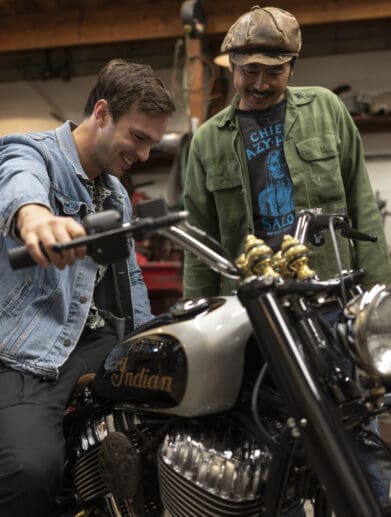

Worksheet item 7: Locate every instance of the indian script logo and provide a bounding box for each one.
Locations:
[111,357,173,393]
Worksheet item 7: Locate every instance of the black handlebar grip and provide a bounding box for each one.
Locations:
[8,243,50,270]
[8,245,36,269]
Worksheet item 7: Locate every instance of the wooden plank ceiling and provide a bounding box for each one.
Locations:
[0,0,391,54]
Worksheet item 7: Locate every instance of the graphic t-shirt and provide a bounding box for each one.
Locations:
[238,99,295,251]
[85,175,111,330]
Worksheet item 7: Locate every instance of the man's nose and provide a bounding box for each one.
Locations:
[136,145,150,163]
[254,72,269,90]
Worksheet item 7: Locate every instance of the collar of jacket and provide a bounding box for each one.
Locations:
[216,87,317,129]
[56,121,89,182]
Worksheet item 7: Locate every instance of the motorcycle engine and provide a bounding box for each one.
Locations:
[158,419,268,516]
[64,408,164,516]
[64,409,310,516]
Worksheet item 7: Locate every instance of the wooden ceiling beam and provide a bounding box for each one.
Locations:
[0,1,183,53]
[206,0,391,32]
[0,0,391,53]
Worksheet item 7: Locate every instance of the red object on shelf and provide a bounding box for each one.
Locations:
[141,261,182,291]
[141,261,183,314]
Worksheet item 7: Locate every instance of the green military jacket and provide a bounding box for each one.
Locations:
[183,86,391,297]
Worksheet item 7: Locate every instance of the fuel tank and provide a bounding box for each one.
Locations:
[92,296,253,417]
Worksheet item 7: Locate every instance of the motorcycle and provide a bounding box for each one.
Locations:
[8,201,391,516]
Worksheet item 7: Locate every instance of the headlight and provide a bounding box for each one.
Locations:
[346,285,391,379]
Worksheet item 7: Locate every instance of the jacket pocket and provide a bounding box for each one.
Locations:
[205,161,243,192]
[205,162,247,234]
[295,134,344,203]
[53,191,89,219]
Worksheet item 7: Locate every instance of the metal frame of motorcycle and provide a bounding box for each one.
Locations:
[7,203,391,516]
[148,208,391,516]
[236,210,391,516]
[238,278,383,516]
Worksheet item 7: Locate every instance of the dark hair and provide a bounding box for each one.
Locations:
[84,59,175,121]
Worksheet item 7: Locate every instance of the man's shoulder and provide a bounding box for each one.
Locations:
[287,85,339,104]
[201,104,231,126]
[192,104,233,143]
[0,129,57,155]
[1,128,56,144]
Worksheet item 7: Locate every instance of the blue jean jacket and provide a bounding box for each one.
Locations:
[0,121,152,379]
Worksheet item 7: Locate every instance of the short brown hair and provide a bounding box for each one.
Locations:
[84,59,175,121]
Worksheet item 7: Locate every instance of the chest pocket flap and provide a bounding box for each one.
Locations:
[54,192,89,217]
[294,134,344,203]
[206,160,242,192]
[295,134,339,161]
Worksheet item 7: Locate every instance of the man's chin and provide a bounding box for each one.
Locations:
[252,95,274,107]
[107,167,131,178]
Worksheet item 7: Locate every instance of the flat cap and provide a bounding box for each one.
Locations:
[221,5,302,66]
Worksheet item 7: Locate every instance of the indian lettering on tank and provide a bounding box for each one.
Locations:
[111,357,173,393]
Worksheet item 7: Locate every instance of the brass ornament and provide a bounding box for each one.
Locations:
[280,235,315,280]
[236,234,280,279]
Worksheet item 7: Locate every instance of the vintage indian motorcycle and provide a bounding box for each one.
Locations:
[8,201,391,517]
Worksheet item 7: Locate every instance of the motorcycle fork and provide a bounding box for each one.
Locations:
[238,279,383,517]
[312,489,333,517]
[261,427,299,516]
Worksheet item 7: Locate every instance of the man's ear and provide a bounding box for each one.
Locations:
[94,99,110,128]
[289,58,297,79]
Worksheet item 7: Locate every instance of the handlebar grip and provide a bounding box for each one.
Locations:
[8,243,50,270]
[8,245,36,269]
[7,209,188,269]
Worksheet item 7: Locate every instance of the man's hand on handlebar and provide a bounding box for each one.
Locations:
[16,204,87,269]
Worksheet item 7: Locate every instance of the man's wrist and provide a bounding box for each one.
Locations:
[15,204,52,234]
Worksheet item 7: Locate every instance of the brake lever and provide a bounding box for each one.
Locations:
[295,210,377,244]
[341,228,377,243]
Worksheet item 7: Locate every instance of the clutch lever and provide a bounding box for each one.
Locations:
[295,209,377,244]
[341,227,377,243]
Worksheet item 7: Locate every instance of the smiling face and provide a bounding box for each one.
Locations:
[233,61,293,111]
[91,100,169,179]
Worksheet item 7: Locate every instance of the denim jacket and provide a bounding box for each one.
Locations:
[0,121,152,379]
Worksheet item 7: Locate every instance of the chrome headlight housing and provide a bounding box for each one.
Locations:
[346,284,391,380]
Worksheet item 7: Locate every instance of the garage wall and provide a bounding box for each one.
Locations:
[0,69,188,135]
[1,50,390,241]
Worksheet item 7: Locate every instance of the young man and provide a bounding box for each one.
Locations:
[0,59,174,516]
[183,6,391,298]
